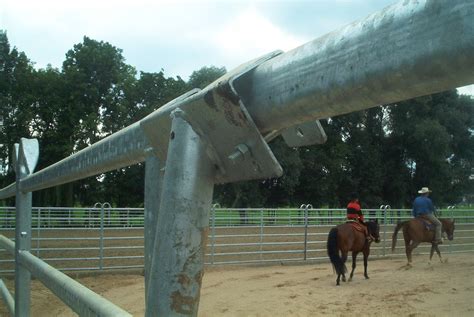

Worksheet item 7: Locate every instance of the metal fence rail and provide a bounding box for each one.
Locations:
[1,1,473,316]
[1,207,472,273]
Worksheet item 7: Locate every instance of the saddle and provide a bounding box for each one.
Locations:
[415,216,435,231]
[347,220,368,235]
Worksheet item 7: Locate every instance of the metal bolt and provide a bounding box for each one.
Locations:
[228,144,249,164]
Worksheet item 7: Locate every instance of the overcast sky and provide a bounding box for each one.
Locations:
[1,0,473,94]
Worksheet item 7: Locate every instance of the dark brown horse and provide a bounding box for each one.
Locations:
[391,217,455,264]
[327,220,380,285]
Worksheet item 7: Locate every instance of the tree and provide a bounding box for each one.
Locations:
[188,66,226,89]
[0,31,35,195]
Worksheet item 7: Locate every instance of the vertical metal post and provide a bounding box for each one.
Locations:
[146,109,215,317]
[127,209,130,227]
[99,204,104,271]
[14,139,38,317]
[36,210,40,258]
[259,209,264,262]
[210,204,218,265]
[303,205,309,261]
[448,206,454,254]
[382,205,388,257]
[144,150,162,305]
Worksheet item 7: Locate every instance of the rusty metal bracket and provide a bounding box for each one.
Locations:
[281,120,327,147]
[141,51,284,184]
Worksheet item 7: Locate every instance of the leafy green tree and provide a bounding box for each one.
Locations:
[188,66,226,89]
[0,31,35,193]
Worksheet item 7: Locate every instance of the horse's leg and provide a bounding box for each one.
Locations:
[363,247,370,279]
[434,244,443,263]
[341,251,348,282]
[429,244,435,262]
[349,251,358,282]
[403,233,412,264]
[407,241,420,264]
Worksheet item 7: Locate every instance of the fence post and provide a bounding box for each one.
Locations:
[99,204,104,271]
[36,209,40,258]
[14,138,39,317]
[144,151,162,309]
[145,110,215,316]
[380,205,388,257]
[447,206,455,254]
[260,209,264,261]
[210,204,219,265]
[300,204,311,261]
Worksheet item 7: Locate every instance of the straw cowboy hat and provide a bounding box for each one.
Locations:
[418,187,432,194]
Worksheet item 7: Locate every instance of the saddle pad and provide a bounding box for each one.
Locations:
[415,217,434,231]
[348,221,365,233]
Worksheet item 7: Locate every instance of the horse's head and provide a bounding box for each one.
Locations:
[442,218,455,241]
[367,219,381,243]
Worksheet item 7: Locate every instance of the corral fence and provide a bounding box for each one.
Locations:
[1,1,473,316]
[1,206,473,273]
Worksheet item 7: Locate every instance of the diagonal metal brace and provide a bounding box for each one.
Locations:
[141,51,284,184]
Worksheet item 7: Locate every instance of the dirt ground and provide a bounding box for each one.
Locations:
[1,252,471,317]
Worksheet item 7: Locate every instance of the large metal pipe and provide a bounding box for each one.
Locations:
[1,0,472,195]
[0,183,15,200]
[0,235,15,255]
[240,0,474,133]
[19,250,132,317]
[20,122,147,193]
[146,110,214,316]
[0,279,15,316]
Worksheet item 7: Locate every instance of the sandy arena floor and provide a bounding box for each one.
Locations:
[1,253,468,316]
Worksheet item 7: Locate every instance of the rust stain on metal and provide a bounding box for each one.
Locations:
[201,227,209,253]
[170,291,197,315]
[177,273,191,287]
[203,91,218,111]
[195,270,203,285]
[215,82,240,105]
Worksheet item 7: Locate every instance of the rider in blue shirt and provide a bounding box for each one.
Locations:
[412,187,442,244]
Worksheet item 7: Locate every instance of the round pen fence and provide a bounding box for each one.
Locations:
[0,2,473,315]
[1,206,473,273]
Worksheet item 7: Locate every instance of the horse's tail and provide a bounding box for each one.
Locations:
[327,227,347,275]
[391,221,407,252]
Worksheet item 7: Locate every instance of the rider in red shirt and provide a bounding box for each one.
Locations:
[346,192,369,239]
[347,193,365,223]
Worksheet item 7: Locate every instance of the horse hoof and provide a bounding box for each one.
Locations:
[365,276,369,280]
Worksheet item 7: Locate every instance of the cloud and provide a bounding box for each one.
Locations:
[457,84,474,97]
[213,7,307,69]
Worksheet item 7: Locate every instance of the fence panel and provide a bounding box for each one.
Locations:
[1,207,473,274]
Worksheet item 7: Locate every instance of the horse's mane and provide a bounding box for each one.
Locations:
[366,220,378,233]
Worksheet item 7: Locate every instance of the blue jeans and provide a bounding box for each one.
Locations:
[424,213,442,241]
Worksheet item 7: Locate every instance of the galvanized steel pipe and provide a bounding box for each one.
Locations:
[240,0,474,133]
[0,279,15,316]
[19,250,132,317]
[20,123,147,193]
[0,183,15,200]
[0,234,15,255]
[146,110,214,316]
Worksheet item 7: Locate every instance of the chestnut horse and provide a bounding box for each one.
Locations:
[391,217,455,264]
[327,220,380,285]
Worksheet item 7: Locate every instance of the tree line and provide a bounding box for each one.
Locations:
[1,31,473,209]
